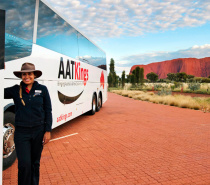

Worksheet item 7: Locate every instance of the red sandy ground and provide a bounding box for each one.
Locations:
[3,92,210,185]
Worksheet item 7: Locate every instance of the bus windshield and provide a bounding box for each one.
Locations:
[0,0,35,62]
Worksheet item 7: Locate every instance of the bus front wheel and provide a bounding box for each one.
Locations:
[3,111,16,170]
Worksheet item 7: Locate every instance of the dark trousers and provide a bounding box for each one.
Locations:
[14,125,45,185]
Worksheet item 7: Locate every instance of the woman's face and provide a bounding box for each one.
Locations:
[21,72,36,85]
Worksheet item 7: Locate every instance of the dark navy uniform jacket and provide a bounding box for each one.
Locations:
[4,81,52,132]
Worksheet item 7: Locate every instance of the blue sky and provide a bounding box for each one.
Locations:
[47,0,210,75]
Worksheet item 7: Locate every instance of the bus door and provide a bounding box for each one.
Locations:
[0,9,5,184]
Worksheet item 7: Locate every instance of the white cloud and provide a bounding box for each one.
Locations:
[117,60,131,65]
[46,0,210,38]
[117,44,210,67]
[115,66,131,76]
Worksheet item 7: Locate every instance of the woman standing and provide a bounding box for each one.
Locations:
[4,62,52,185]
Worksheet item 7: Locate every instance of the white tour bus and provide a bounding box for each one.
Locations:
[1,0,107,170]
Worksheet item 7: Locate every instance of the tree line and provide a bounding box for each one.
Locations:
[108,58,210,87]
[108,58,145,88]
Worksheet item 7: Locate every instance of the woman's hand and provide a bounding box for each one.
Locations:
[43,132,51,145]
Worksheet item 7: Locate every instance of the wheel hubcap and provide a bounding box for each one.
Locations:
[3,123,15,158]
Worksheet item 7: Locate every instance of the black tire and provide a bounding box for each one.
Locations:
[3,111,16,170]
[89,94,96,115]
[96,94,102,112]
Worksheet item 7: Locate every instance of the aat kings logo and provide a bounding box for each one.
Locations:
[58,57,89,86]
[57,57,89,104]
[100,71,105,89]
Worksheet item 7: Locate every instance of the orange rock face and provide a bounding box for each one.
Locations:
[129,57,210,79]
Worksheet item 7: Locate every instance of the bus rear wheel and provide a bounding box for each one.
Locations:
[89,94,96,115]
[3,111,16,170]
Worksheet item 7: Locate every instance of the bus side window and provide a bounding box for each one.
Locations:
[0,9,5,69]
[36,1,78,59]
[1,0,35,62]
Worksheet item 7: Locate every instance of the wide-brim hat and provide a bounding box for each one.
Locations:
[13,62,42,79]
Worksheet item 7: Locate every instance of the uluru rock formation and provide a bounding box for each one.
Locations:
[129,57,210,79]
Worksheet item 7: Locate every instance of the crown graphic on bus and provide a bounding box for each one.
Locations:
[100,71,105,89]
[58,57,89,86]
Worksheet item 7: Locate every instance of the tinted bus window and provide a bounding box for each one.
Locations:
[0,10,5,69]
[0,0,35,62]
[37,1,106,70]
[78,33,106,70]
[37,1,79,59]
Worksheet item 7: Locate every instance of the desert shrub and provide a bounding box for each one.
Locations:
[205,98,210,103]
[179,100,189,108]
[127,91,143,98]
[121,91,129,97]
[170,85,175,90]
[111,90,123,95]
[144,79,150,83]
[174,82,182,88]
[157,88,172,96]
[201,78,210,83]
[147,92,155,95]
[188,82,200,91]
[187,78,194,82]
[193,77,202,82]
[193,77,210,83]
[195,89,208,94]
[154,84,162,90]
[108,87,123,92]
[166,96,180,106]
[157,79,169,83]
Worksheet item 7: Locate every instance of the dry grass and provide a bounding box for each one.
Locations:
[111,90,210,112]
[143,83,210,92]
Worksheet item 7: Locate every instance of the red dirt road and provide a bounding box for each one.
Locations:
[3,92,210,185]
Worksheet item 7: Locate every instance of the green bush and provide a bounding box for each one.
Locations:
[184,89,210,95]
[170,85,175,90]
[144,79,150,83]
[174,82,182,88]
[201,78,210,83]
[157,88,172,96]
[194,77,210,83]
[154,84,162,90]
[188,82,200,91]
